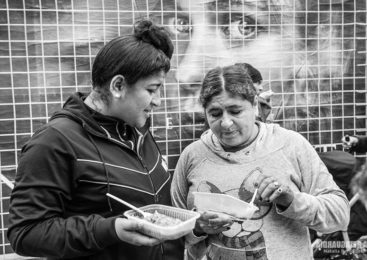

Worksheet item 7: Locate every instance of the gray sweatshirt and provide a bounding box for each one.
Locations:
[171,122,350,260]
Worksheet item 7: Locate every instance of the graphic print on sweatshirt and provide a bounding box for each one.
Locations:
[197,167,271,260]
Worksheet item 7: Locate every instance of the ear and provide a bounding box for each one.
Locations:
[109,74,126,98]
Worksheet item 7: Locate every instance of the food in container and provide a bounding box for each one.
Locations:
[124,204,200,240]
[144,210,182,226]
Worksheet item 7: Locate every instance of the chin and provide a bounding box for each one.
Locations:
[220,139,242,149]
[136,121,147,129]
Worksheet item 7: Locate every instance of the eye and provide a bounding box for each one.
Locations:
[147,88,158,95]
[230,110,242,115]
[167,17,192,34]
[223,16,257,39]
[208,110,222,118]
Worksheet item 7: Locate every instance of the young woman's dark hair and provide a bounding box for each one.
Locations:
[91,19,173,102]
[199,64,257,109]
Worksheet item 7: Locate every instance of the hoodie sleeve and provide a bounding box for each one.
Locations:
[7,126,121,258]
[277,132,350,234]
[171,147,191,210]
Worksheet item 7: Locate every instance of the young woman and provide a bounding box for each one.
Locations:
[171,64,350,260]
[7,20,183,260]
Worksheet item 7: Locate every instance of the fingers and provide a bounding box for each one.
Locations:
[199,211,220,220]
[268,185,284,202]
[255,175,278,202]
[261,181,280,201]
[254,176,294,208]
[342,135,358,149]
[114,218,162,246]
[127,231,162,246]
[200,211,234,224]
[195,211,233,235]
[341,136,351,148]
[208,215,233,226]
[196,221,231,234]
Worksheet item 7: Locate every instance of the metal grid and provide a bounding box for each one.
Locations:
[0,0,366,257]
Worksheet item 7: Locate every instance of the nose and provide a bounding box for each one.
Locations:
[221,114,233,129]
[175,18,231,85]
[151,89,161,107]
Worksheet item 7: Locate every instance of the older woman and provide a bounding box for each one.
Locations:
[171,64,350,260]
[8,20,183,260]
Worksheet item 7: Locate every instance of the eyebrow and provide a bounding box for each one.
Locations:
[226,104,243,109]
[207,107,221,114]
[208,104,242,111]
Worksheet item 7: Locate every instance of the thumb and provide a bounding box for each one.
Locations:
[116,218,142,232]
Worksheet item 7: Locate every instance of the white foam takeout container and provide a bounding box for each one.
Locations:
[193,192,259,219]
[124,204,200,240]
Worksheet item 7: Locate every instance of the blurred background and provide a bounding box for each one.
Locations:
[0,0,366,258]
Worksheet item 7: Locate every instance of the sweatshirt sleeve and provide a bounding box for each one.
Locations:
[170,146,207,256]
[170,148,190,210]
[7,126,121,258]
[277,132,350,234]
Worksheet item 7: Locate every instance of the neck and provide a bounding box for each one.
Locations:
[84,90,109,115]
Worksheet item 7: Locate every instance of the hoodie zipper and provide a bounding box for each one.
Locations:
[135,129,160,203]
[102,124,159,203]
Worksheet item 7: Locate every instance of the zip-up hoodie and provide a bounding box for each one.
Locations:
[7,92,184,260]
[171,122,349,260]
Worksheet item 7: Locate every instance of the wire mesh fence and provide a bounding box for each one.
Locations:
[0,0,366,257]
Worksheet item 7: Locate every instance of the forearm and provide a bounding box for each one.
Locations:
[8,141,120,257]
[278,190,350,233]
[8,211,119,258]
[283,133,350,233]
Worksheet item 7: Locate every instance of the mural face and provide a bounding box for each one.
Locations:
[148,0,365,146]
[158,0,298,109]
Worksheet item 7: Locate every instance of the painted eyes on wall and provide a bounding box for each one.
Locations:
[166,15,260,40]
[167,17,192,34]
[223,16,258,39]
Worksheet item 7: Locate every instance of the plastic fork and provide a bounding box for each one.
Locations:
[106,193,151,218]
[250,188,258,205]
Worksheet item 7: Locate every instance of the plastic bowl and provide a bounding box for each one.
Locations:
[193,192,259,219]
[124,204,200,240]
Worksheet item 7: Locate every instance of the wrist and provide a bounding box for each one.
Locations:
[275,190,294,210]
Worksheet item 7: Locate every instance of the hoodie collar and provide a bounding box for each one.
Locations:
[200,122,284,163]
